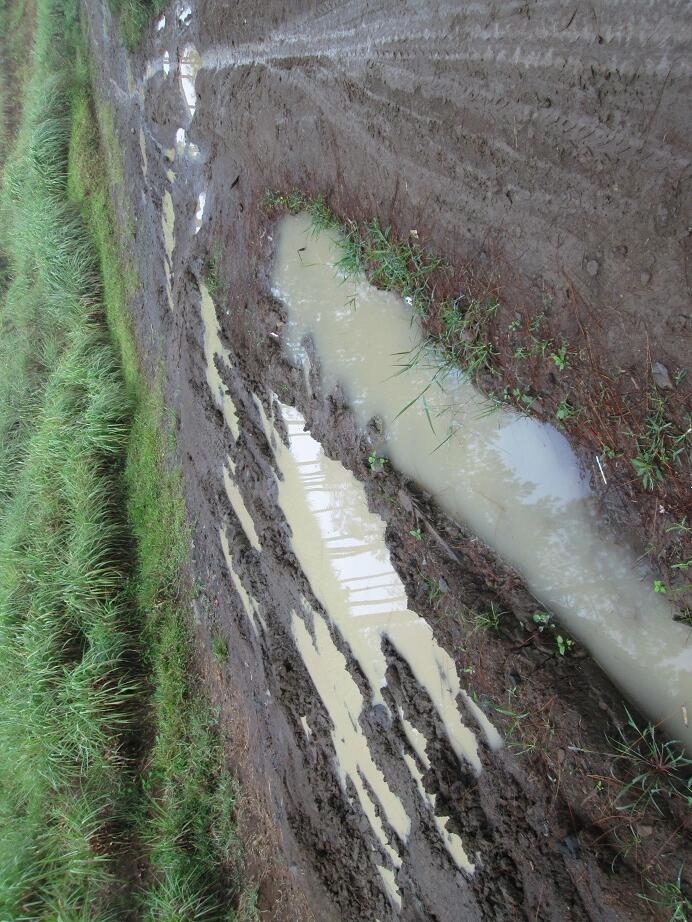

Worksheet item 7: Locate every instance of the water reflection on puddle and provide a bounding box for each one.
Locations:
[138,127,148,177]
[219,528,262,634]
[199,282,239,439]
[262,400,498,766]
[223,459,261,550]
[175,127,200,160]
[271,214,692,748]
[177,1,192,25]
[194,191,206,233]
[255,396,499,900]
[161,190,175,310]
[180,44,201,118]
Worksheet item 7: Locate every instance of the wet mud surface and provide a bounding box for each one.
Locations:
[82,1,691,918]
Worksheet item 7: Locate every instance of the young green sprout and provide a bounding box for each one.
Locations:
[368,450,388,472]
[556,635,574,655]
[550,340,570,371]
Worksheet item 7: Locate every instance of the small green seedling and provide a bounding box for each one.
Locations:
[631,456,663,491]
[368,450,387,472]
[532,611,553,632]
[510,387,537,410]
[556,400,577,422]
[653,579,667,594]
[459,602,506,634]
[409,528,423,541]
[551,341,570,371]
[531,336,552,357]
[639,869,691,922]
[609,708,691,814]
[529,311,546,334]
[666,517,690,536]
[556,635,574,656]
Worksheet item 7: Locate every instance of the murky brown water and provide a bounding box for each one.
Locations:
[219,527,262,634]
[180,44,201,117]
[254,396,501,903]
[222,458,261,551]
[272,214,692,748]
[199,282,239,439]
[161,190,175,311]
[138,127,148,176]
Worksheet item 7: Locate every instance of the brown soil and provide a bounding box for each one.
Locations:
[82,0,691,919]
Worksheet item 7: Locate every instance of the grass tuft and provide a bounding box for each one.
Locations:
[109,0,167,51]
[608,708,691,815]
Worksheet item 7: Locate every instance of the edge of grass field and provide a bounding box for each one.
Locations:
[67,26,259,922]
[0,0,258,912]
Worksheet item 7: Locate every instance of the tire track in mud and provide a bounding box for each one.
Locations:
[83,0,691,917]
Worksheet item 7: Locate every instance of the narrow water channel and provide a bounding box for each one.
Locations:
[271,214,692,748]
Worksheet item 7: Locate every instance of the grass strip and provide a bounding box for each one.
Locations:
[108,0,166,51]
[0,0,257,916]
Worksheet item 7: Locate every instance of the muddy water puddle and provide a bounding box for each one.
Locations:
[174,127,200,160]
[161,190,175,310]
[219,528,263,634]
[255,397,499,901]
[194,191,206,233]
[180,44,201,117]
[138,127,148,176]
[199,282,239,439]
[272,214,692,748]
[199,281,264,632]
[223,459,261,551]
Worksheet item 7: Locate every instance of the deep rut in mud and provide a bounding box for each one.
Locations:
[83,1,691,919]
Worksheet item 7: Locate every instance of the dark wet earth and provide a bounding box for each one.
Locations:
[83,1,691,919]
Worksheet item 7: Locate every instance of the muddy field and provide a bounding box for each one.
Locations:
[83,1,691,919]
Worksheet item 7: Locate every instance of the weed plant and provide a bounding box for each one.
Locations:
[608,709,691,815]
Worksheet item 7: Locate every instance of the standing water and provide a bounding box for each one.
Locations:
[271,214,692,748]
[255,397,500,900]
[161,190,175,311]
